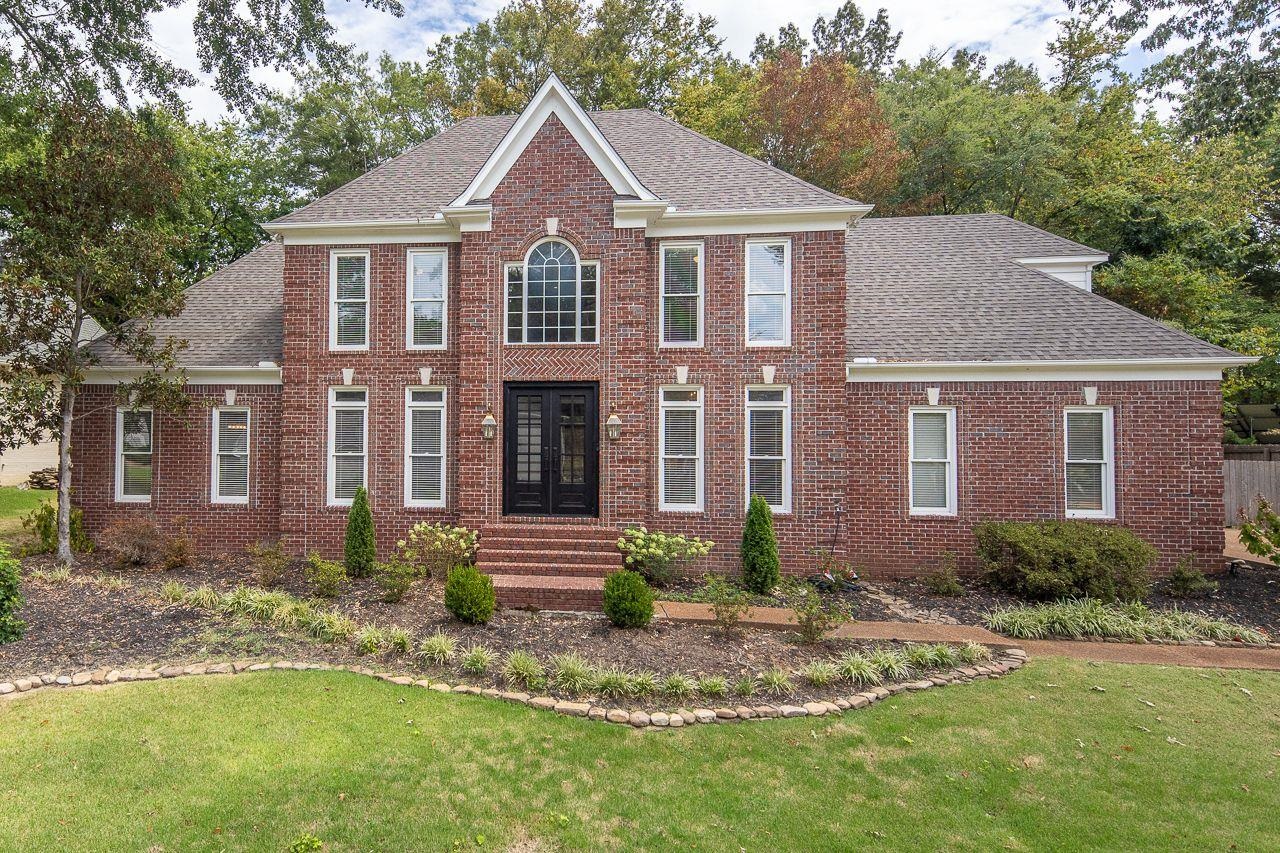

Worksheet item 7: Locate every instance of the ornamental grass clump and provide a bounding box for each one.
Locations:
[801,659,839,687]
[159,580,187,604]
[592,667,634,700]
[602,569,653,628]
[868,647,912,681]
[444,564,496,625]
[983,598,1268,645]
[343,487,376,578]
[697,676,728,698]
[732,675,760,698]
[551,653,594,695]
[384,626,413,655]
[184,585,222,610]
[660,672,697,700]
[418,631,457,666]
[957,641,993,664]
[759,668,792,697]
[835,651,881,685]
[354,624,386,655]
[630,671,659,698]
[503,650,546,691]
[615,527,714,587]
[460,644,496,676]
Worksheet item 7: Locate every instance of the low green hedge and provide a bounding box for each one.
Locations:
[974,520,1155,602]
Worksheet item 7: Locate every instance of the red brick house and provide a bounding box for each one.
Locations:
[75,76,1250,606]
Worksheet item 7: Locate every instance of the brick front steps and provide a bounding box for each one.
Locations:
[479,523,621,610]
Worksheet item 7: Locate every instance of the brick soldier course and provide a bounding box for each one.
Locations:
[76,76,1250,608]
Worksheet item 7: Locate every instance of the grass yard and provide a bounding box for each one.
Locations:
[0,658,1276,851]
[0,486,51,546]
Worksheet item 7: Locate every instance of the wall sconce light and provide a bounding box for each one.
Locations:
[1083,386,1098,406]
[419,366,433,385]
[927,387,941,406]
[341,368,355,386]
[481,411,497,441]
[606,412,623,441]
[762,365,777,385]
[224,389,237,406]
[675,365,689,385]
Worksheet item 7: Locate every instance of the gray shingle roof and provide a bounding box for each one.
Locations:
[270,109,858,225]
[845,214,1235,362]
[90,242,283,368]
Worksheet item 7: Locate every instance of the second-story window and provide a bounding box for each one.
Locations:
[330,250,369,350]
[505,238,598,344]
[407,249,447,349]
[661,242,703,347]
[745,238,791,347]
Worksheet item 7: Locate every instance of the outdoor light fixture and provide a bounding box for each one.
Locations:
[481,411,497,441]
[606,412,622,441]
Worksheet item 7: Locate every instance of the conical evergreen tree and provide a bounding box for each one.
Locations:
[742,494,781,594]
[344,486,376,577]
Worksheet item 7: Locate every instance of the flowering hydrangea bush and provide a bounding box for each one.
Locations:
[616,527,714,587]
[398,522,479,579]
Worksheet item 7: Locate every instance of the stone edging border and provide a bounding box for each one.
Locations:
[0,649,1028,729]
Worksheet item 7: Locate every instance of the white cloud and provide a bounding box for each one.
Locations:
[151,0,1139,121]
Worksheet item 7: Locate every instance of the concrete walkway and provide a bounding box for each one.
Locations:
[655,600,1280,671]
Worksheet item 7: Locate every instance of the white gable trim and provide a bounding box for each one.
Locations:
[1015,254,1109,292]
[845,357,1257,384]
[449,75,658,206]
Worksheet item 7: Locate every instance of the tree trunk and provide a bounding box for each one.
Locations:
[55,384,76,566]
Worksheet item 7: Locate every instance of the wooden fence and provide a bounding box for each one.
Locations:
[1224,445,1280,521]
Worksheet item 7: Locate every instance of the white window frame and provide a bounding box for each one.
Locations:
[504,238,600,345]
[744,385,791,514]
[908,406,957,516]
[1064,406,1115,519]
[327,387,368,507]
[329,249,370,352]
[659,385,704,512]
[114,407,153,504]
[744,238,791,348]
[659,241,704,348]
[404,386,447,509]
[210,407,251,505]
[405,248,448,351]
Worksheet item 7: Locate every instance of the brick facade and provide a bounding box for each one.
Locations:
[71,113,1228,580]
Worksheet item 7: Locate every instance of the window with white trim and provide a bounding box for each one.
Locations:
[505,238,598,343]
[745,238,790,347]
[660,242,703,347]
[405,387,446,507]
[328,388,368,505]
[211,407,250,504]
[746,386,790,512]
[909,407,956,515]
[115,408,153,502]
[1065,407,1114,518]
[330,250,369,350]
[659,386,703,511]
[407,249,447,349]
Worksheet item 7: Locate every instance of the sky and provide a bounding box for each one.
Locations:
[149,0,1160,122]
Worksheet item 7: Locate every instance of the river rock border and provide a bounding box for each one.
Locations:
[0,648,1029,729]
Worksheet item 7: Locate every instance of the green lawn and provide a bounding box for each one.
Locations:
[0,486,51,546]
[0,658,1276,851]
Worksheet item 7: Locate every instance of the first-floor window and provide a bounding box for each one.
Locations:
[115,408,153,502]
[659,386,703,511]
[212,407,250,503]
[329,388,368,505]
[909,407,956,515]
[1065,407,1114,518]
[746,386,790,512]
[405,387,446,507]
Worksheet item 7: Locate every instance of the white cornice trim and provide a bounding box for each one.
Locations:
[845,357,1258,384]
[1015,254,1110,266]
[84,366,284,386]
[645,204,872,237]
[264,217,460,245]
[440,204,493,233]
[450,74,658,207]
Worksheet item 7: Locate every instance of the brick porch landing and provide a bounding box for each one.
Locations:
[479,522,620,610]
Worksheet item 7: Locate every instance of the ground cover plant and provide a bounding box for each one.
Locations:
[0,659,1276,850]
[984,599,1269,644]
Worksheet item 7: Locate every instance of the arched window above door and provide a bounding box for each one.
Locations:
[505,238,598,344]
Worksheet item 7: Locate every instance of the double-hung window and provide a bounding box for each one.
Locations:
[745,386,791,512]
[505,238,598,343]
[660,242,703,347]
[909,407,957,515]
[745,238,790,347]
[407,248,447,349]
[330,250,369,350]
[115,408,153,503]
[1065,407,1114,518]
[211,407,250,504]
[328,388,368,505]
[659,386,703,511]
[405,387,446,508]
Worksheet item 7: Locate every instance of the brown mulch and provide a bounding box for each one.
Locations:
[0,554,983,704]
[662,576,904,622]
[884,562,1280,638]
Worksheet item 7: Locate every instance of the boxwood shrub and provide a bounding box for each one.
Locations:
[974,520,1154,602]
[602,569,653,628]
[444,564,496,624]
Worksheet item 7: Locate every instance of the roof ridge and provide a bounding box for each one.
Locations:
[625,109,863,208]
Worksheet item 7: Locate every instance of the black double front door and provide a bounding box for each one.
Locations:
[503,383,599,516]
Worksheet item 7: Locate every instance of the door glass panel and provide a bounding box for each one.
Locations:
[516,394,542,484]
[558,394,586,485]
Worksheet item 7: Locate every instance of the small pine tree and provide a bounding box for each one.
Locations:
[344,487,376,578]
[742,494,781,594]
